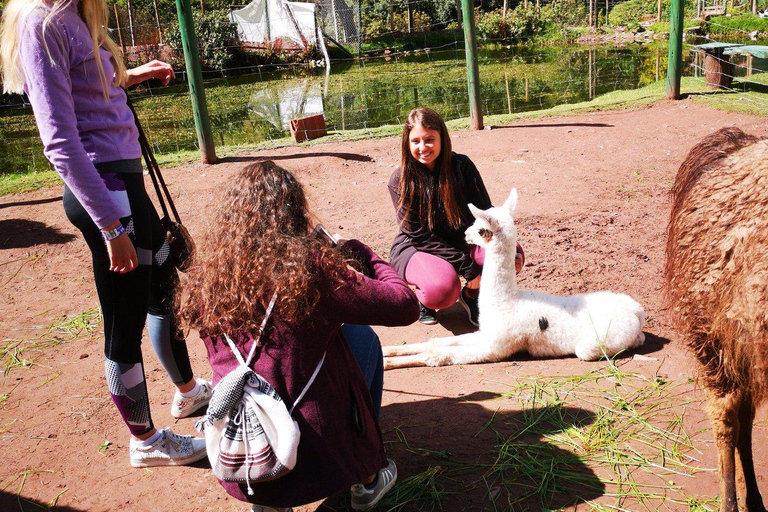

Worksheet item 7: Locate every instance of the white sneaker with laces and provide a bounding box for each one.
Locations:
[350,459,397,511]
[170,378,212,419]
[129,427,207,467]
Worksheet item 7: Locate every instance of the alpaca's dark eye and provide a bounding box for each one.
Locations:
[478,228,493,242]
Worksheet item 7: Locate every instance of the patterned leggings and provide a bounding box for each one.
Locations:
[63,164,193,436]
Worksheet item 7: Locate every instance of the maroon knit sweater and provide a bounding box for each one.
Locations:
[201,240,419,507]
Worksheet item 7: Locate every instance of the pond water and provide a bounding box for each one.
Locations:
[1,43,755,175]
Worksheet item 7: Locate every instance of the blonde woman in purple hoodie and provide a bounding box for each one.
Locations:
[1,0,211,468]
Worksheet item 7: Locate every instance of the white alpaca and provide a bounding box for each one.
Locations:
[383,188,646,370]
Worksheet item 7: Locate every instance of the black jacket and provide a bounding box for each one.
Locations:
[388,153,492,281]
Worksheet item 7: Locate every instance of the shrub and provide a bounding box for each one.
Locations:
[607,0,697,26]
[707,13,768,34]
[363,10,433,38]
[165,10,239,71]
[544,0,589,27]
[507,4,547,42]
[475,4,548,43]
[608,0,656,27]
[476,9,505,40]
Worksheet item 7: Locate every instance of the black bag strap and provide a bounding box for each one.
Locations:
[125,94,182,225]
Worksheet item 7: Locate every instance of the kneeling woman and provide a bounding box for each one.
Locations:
[178,161,419,512]
[389,107,524,326]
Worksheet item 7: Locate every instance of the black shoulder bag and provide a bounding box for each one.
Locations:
[126,95,196,272]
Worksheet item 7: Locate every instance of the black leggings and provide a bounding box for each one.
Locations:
[63,168,193,435]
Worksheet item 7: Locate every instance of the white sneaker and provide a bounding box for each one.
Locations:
[129,427,207,467]
[350,459,397,511]
[170,378,212,419]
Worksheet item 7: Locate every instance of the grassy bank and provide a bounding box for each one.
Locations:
[2,75,766,198]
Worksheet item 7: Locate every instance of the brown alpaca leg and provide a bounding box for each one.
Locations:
[709,391,741,512]
[736,398,767,512]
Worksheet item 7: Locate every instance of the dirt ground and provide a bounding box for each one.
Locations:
[2,100,768,512]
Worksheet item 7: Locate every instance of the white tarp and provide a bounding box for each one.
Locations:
[230,0,317,48]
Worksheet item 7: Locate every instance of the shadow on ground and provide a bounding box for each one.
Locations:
[0,219,76,248]
[220,152,373,164]
[0,196,62,210]
[318,391,604,512]
[0,489,89,512]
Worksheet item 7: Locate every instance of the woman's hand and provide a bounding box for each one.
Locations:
[102,221,138,273]
[106,234,138,273]
[125,60,176,88]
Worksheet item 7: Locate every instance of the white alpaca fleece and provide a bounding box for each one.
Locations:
[383,188,646,369]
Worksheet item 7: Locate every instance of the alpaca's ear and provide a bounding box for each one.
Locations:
[504,188,518,214]
[468,203,487,220]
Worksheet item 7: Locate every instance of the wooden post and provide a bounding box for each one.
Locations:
[153,0,163,44]
[587,48,595,100]
[113,4,125,51]
[460,0,483,129]
[666,0,684,99]
[264,0,272,43]
[505,73,512,114]
[455,0,462,28]
[340,79,346,130]
[747,53,753,77]
[331,0,339,41]
[525,77,529,102]
[407,3,413,33]
[127,0,136,48]
[174,0,217,163]
[657,0,662,22]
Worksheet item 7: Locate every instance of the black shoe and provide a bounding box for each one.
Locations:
[418,304,438,325]
[458,288,480,327]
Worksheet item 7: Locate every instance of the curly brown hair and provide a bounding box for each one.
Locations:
[177,161,350,337]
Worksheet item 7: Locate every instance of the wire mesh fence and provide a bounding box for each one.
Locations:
[685,17,768,110]
[1,2,766,177]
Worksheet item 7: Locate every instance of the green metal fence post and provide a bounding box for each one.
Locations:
[666,0,684,99]
[460,0,483,129]
[175,0,217,163]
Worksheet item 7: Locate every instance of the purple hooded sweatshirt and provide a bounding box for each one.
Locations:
[18,0,141,228]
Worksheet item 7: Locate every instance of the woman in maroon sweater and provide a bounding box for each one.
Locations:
[179,161,419,512]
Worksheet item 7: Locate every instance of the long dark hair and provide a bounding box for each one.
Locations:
[398,107,464,230]
[177,161,350,337]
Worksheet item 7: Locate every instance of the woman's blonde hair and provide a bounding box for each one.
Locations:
[0,0,126,98]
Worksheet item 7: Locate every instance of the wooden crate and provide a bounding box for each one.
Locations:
[290,114,327,143]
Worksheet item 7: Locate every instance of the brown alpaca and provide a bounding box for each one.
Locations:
[665,127,768,512]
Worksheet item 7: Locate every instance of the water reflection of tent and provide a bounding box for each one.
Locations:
[229,0,317,49]
[249,79,324,131]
